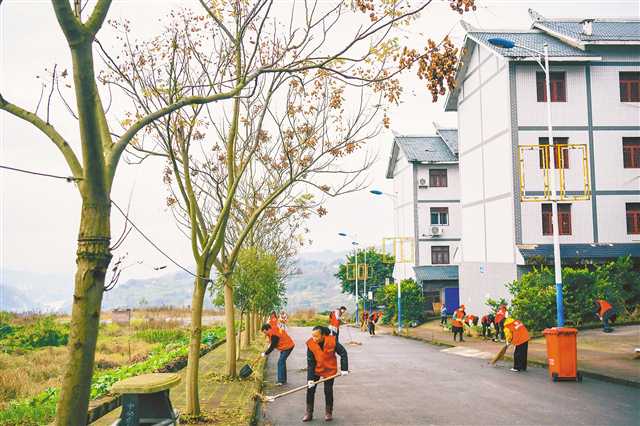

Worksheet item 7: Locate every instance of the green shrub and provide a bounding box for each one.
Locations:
[505,256,640,331]
[134,329,188,345]
[0,317,69,352]
[376,279,424,325]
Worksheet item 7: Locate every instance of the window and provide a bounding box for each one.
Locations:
[431,246,450,264]
[539,137,569,169]
[623,137,640,168]
[619,72,640,102]
[542,203,572,236]
[627,203,640,235]
[429,169,448,187]
[430,207,449,225]
[537,72,566,102]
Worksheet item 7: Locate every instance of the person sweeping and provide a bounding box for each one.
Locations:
[261,323,295,385]
[367,311,379,336]
[481,313,495,340]
[594,299,616,333]
[451,305,466,342]
[493,304,508,342]
[328,306,346,342]
[504,318,530,372]
[304,326,349,422]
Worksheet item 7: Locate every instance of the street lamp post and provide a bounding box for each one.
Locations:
[488,38,565,326]
[370,189,403,332]
[339,233,360,326]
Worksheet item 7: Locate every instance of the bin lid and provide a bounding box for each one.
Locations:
[543,327,578,335]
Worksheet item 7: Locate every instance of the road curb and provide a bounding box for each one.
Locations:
[249,349,268,426]
[391,332,640,389]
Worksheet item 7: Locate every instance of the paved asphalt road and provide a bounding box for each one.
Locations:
[257,326,639,426]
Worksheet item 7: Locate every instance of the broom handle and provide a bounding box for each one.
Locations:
[271,373,342,400]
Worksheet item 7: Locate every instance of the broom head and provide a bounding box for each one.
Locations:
[490,344,509,365]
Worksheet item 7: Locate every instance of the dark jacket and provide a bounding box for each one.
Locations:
[264,335,280,355]
[306,339,348,381]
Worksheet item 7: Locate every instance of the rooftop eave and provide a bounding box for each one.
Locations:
[511,56,603,62]
[584,40,640,45]
[532,22,586,50]
[417,160,459,165]
[385,140,399,179]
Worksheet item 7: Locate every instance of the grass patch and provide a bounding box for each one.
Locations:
[0,311,225,425]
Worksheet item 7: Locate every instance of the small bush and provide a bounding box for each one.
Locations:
[134,329,188,345]
[376,279,425,325]
[0,317,69,352]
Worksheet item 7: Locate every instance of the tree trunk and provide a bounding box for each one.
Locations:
[241,311,250,349]
[56,199,111,425]
[248,311,254,342]
[236,311,242,361]
[224,280,237,376]
[185,265,209,416]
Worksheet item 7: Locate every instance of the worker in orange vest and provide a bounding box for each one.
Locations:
[594,299,616,333]
[304,326,349,422]
[493,304,508,342]
[261,323,295,385]
[368,311,379,336]
[504,318,530,372]
[463,314,479,337]
[451,305,466,342]
[328,306,346,342]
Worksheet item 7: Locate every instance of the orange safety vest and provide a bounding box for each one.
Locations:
[596,300,613,317]
[307,335,338,377]
[329,310,340,329]
[465,314,477,325]
[494,307,507,324]
[268,327,295,351]
[504,320,529,346]
[451,309,465,327]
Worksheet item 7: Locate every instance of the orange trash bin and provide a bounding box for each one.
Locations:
[543,327,582,382]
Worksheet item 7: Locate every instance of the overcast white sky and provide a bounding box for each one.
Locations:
[1,0,638,282]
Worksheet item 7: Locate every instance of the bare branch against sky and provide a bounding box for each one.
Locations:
[1,1,637,282]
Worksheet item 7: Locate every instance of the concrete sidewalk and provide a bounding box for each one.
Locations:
[378,321,640,387]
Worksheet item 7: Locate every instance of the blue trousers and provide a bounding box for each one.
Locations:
[277,348,293,383]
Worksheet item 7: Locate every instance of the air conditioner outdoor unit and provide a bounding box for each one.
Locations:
[419,178,427,186]
[431,226,443,236]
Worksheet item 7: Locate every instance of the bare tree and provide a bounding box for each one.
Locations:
[1,0,474,421]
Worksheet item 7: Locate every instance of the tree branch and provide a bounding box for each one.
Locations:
[0,93,83,178]
[85,0,112,35]
[107,85,247,185]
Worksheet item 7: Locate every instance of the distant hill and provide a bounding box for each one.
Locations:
[284,250,354,313]
[102,271,215,309]
[0,285,39,312]
[0,250,353,313]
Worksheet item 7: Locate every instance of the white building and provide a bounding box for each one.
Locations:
[444,10,640,314]
[385,125,462,312]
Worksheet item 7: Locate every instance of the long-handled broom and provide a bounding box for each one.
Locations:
[489,343,510,365]
[260,373,342,402]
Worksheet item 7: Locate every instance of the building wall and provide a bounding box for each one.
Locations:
[392,148,416,281]
[590,63,640,126]
[459,262,516,314]
[516,64,588,127]
[454,38,640,313]
[514,59,640,245]
[416,163,461,267]
[457,42,517,314]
